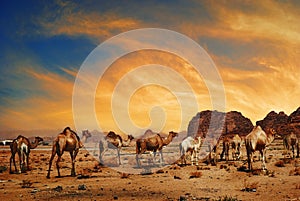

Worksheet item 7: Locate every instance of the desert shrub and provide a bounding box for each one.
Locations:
[215,195,239,201]
[189,171,202,179]
[275,160,285,167]
[120,172,130,179]
[242,179,259,192]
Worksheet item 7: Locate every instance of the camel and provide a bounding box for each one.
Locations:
[283,132,299,158]
[231,134,243,160]
[10,135,43,174]
[136,130,178,167]
[81,130,92,143]
[245,125,276,171]
[179,136,202,165]
[220,134,242,162]
[99,131,134,165]
[47,127,85,178]
[220,137,230,162]
[205,138,220,165]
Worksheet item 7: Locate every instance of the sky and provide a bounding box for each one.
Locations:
[1,0,300,136]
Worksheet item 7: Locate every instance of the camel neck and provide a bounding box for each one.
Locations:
[30,140,39,149]
[163,134,174,145]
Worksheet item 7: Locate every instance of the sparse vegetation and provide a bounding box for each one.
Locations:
[242,179,259,192]
[120,172,130,179]
[289,167,300,176]
[189,171,202,179]
[275,160,285,167]
[214,195,239,201]
[20,180,33,188]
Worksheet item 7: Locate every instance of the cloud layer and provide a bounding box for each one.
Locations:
[1,1,299,134]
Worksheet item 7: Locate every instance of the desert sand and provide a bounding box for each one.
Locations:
[0,138,300,201]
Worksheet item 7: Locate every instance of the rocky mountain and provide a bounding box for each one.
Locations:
[256,107,300,137]
[187,110,253,138]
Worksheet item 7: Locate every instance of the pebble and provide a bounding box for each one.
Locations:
[53,185,63,192]
[78,184,87,190]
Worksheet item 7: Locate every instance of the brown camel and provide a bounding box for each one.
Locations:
[283,132,299,158]
[10,135,43,174]
[245,125,276,171]
[99,131,134,165]
[135,130,178,167]
[220,134,242,162]
[47,127,85,178]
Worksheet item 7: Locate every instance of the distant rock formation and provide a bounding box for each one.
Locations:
[256,107,300,137]
[187,110,253,138]
[256,111,289,133]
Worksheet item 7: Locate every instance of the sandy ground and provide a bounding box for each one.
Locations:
[0,139,300,201]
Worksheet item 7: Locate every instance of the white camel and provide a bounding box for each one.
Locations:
[179,136,202,165]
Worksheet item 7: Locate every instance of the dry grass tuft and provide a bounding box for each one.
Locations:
[275,160,285,167]
[189,171,202,179]
[20,180,33,188]
[77,168,92,179]
[242,179,259,192]
[289,167,300,176]
[120,172,130,179]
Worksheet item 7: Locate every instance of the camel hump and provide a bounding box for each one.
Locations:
[62,127,71,134]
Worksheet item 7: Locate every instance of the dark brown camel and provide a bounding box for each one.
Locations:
[220,134,242,162]
[10,135,43,173]
[135,130,178,167]
[205,138,219,165]
[245,125,276,171]
[99,131,134,165]
[283,132,299,158]
[47,127,85,178]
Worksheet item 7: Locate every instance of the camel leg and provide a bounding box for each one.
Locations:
[296,142,299,158]
[70,151,76,177]
[220,144,225,161]
[26,153,30,171]
[10,153,17,173]
[72,149,79,176]
[260,149,266,170]
[46,153,55,178]
[99,141,107,165]
[292,144,295,158]
[247,149,252,171]
[136,154,141,168]
[18,152,22,174]
[159,150,164,166]
[225,146,229,163]
[56,155,62,177]
[47,145,57,178]
[237,145,241,160]
[192,149,198,166]
[117,148,121,165]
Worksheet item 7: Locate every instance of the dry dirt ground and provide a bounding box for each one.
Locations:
[0,139,300,201]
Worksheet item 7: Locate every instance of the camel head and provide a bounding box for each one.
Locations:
[107,131,117,138]
[82,130,92,138]
[36,136,44,142]
[169,131,178,138]
[127,134,134,141]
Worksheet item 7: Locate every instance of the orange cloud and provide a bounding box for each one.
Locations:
[0,66,76,130]
[37,2,142,42]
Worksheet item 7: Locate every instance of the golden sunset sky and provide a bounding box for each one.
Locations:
[1,1,300,136]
